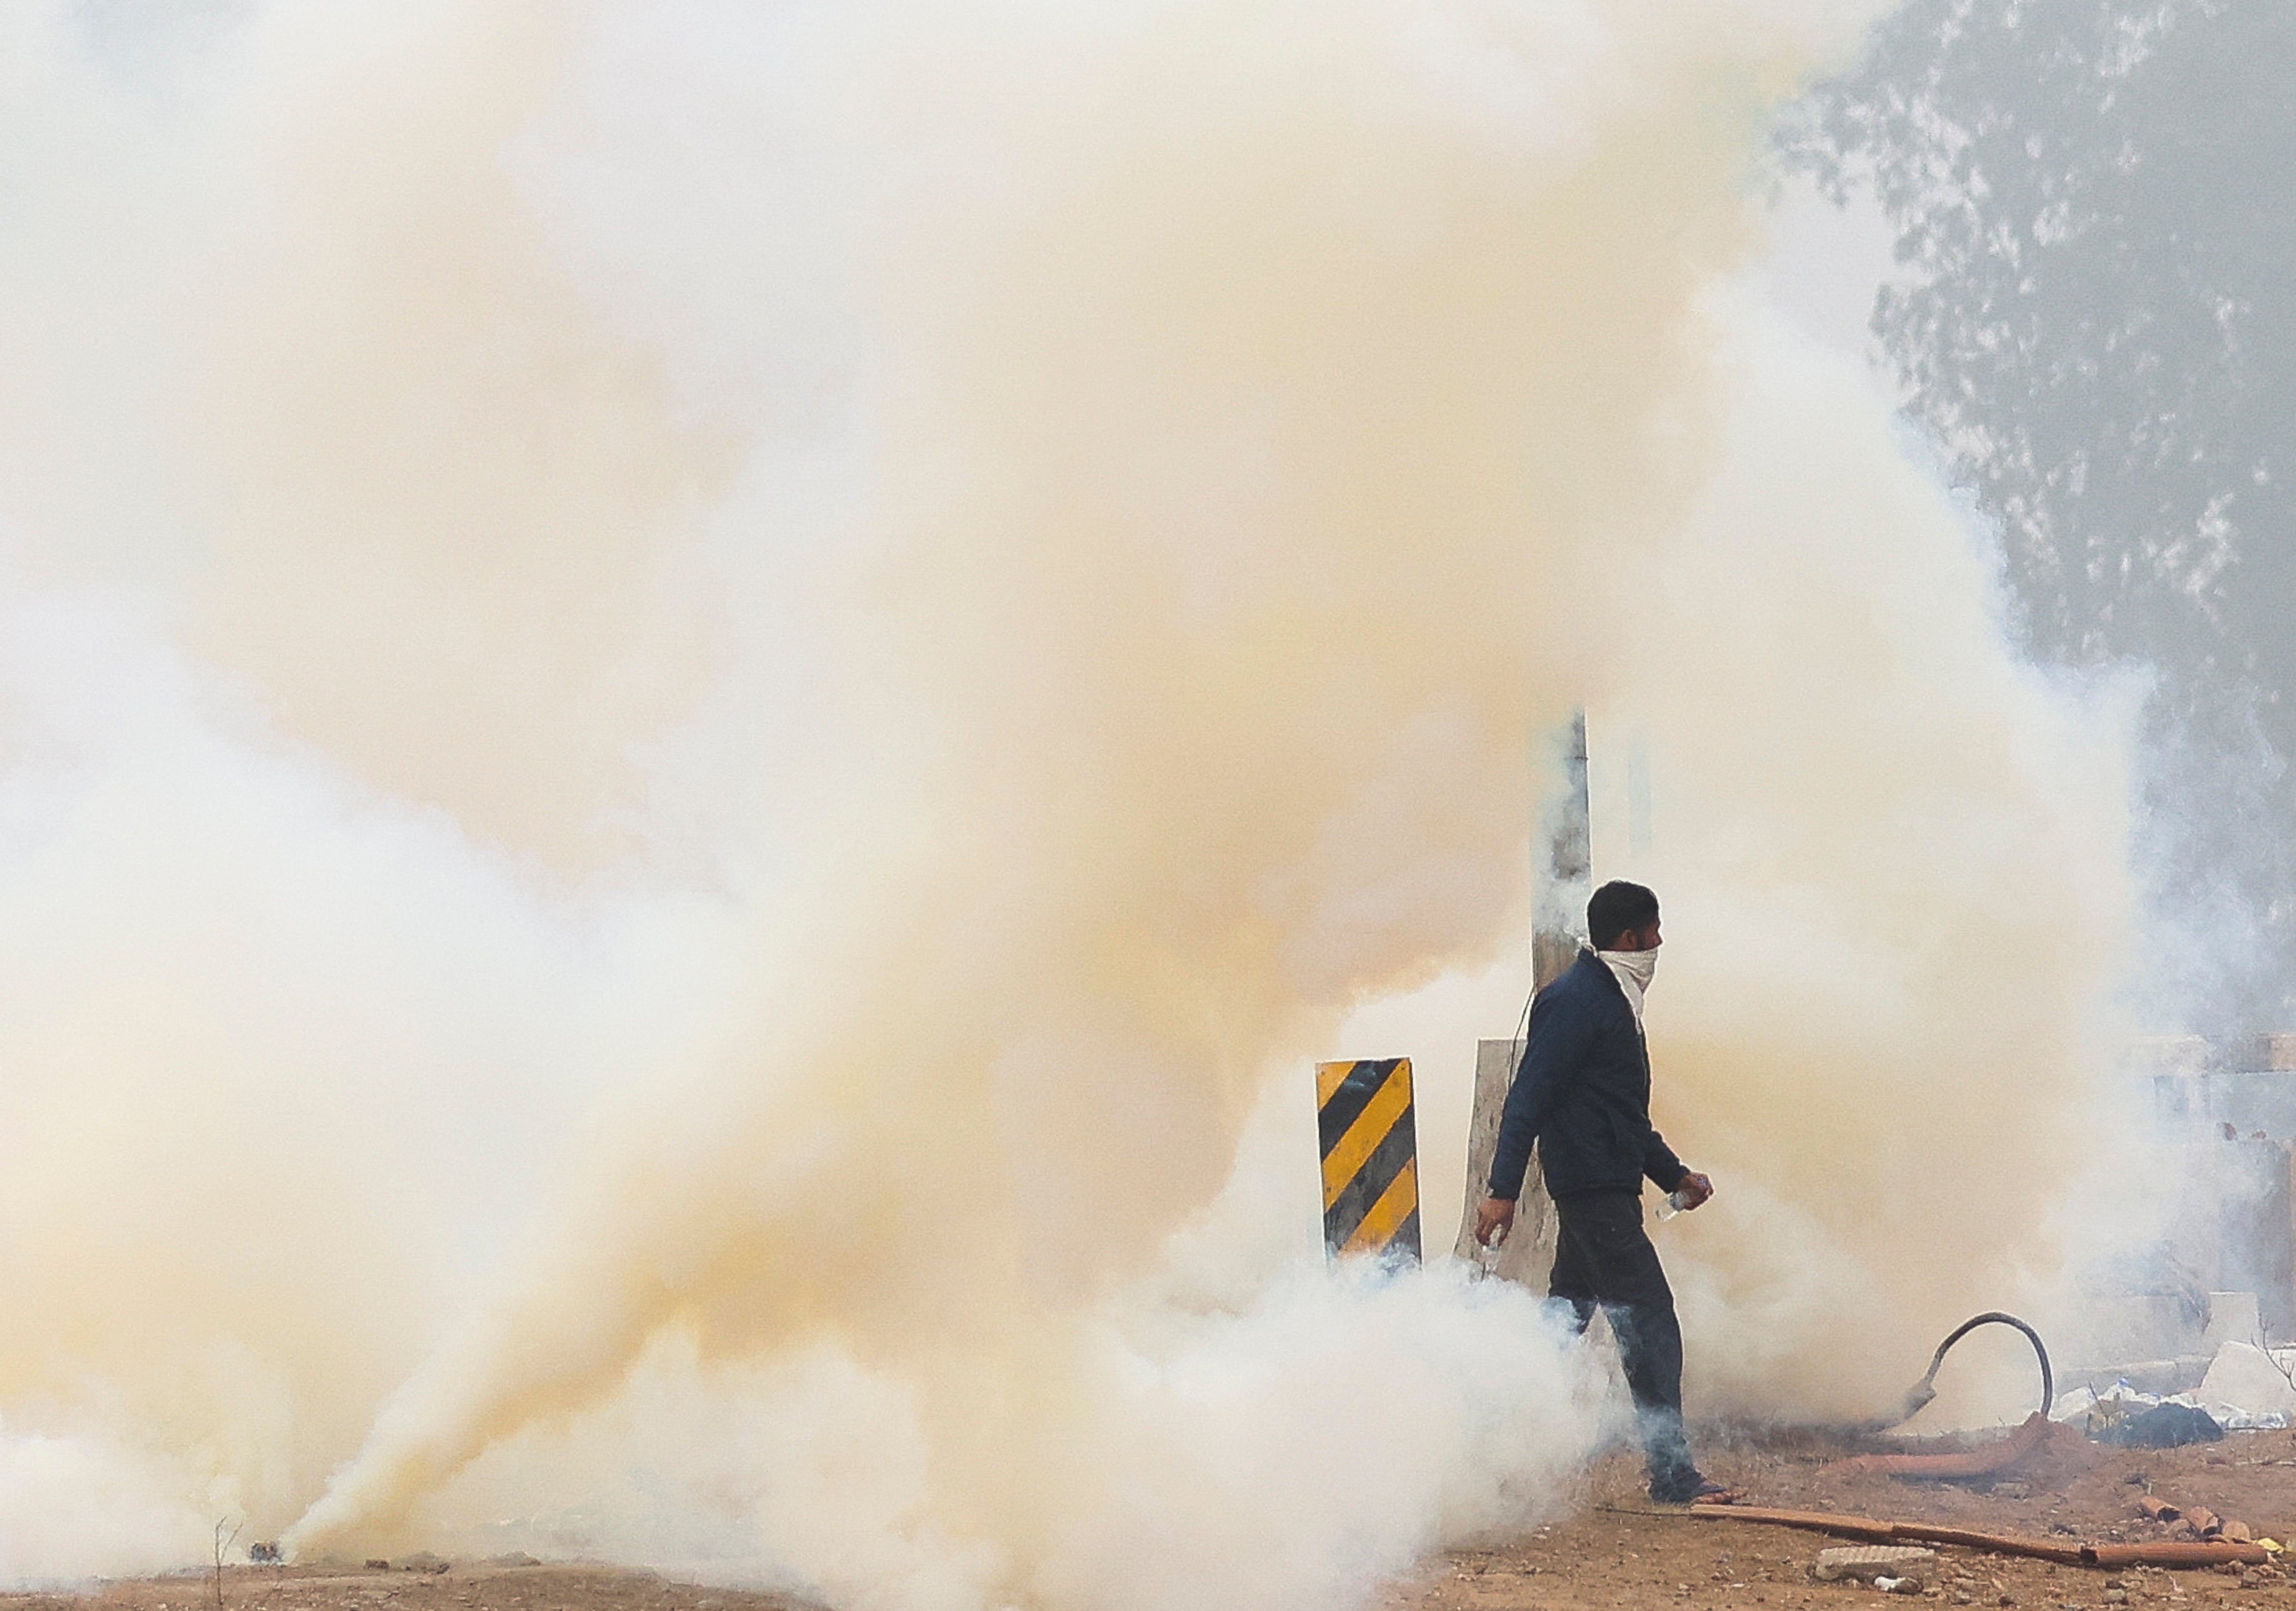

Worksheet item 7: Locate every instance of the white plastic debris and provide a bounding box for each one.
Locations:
[2049,1385,2098,1424]
[2196,1341,2296,1427]
[2060,1365,2291,1436]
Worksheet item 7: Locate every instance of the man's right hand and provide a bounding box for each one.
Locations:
[1474,1196,1516,1247]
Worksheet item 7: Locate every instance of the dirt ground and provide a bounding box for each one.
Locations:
[20,1427,2296,1611]
[1390,1423,2296,1611]
[0,1565,812,1611]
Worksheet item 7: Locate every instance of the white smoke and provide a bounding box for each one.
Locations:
[0,0,2143,1604]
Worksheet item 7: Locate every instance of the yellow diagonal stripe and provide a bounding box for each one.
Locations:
[1342,1158,1418,1256]
[1320,1063,1412,1210]
[1315,1060,1355,1106]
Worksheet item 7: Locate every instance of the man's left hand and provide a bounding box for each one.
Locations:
[1676,1171,1715,1210]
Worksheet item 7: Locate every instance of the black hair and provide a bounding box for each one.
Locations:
[1586,880,1659,949]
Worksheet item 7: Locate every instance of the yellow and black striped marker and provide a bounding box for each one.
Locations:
[1316,1057,1421,1262]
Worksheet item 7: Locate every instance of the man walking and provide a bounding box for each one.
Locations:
[1473,879,1732,1505]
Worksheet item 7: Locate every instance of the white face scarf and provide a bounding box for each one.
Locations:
[1595,946,1657,1029]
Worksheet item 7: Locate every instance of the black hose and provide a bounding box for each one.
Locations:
[1879,1311,2054,1431]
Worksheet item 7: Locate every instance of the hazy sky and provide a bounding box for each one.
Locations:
[1750,170,1900,364]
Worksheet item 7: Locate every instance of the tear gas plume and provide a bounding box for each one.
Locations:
[0,0,2137,1605]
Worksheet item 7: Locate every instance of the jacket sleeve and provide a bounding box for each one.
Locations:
[1642,1127,1688,1194]
[1487,988,1598,1199]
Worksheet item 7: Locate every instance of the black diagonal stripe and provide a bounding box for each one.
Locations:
[1386,1206,1423,1263]
[1317,1058,1401,1157]
[1322,1103,1418,1251]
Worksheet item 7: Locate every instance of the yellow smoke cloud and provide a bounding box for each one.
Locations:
[0,0,2135,1604]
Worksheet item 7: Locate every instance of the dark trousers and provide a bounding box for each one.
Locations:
[1550,1190,1699,1499]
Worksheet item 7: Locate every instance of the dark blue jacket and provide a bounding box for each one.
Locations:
[1488,949,1688,1201]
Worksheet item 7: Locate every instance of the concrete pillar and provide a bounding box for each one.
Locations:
[1532,710,1591,990]
[1452,712,1588,1277]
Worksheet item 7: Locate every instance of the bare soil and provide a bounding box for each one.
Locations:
[0,1565,808,1611]
[21,1429,2296,1611]
[1390,1424,2296,1611]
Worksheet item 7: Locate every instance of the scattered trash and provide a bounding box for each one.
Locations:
[2196,1343,2296,1425]
[1874,1576,1922,1594]
[2127,1497,2252,1545]
[1686,1505,2271,1569]
[2056,1344,2296,1436]
[2096,1404,2225,1449]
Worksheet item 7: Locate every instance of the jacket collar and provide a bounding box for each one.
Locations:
[1573,945,1617,994]
[1575,946,1644,1022]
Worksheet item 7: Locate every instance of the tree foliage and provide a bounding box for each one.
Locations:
[1786,0,2296,1020]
